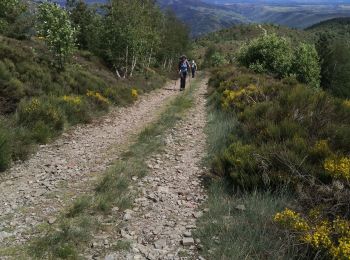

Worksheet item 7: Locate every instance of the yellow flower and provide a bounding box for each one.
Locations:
[62,95,82,106]
[343,100,350,108]
[314,140,329,153]
[331,236,350,259]
[131,88,138,99]
[86,90,109,105]
[324,157,350,181]
[274,208,309,232]
[303,221,332,249]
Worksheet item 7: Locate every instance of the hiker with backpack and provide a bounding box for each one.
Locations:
[191,60,197,78]
[178,55,191,91]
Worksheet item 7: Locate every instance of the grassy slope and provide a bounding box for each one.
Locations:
[195,75,298,259]
[197,62,350,258]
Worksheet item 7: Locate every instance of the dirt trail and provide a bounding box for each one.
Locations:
[101,78,208,260]
[0,81,180,248]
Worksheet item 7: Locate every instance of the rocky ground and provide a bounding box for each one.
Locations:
[100,78,208,260]
[0,82,180,248]
[0,76,209,260]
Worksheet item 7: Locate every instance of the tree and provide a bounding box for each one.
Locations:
[291,43,321,88]
[0,0,29,38]
[315,32,335,89]
[66,0,102,51]
[100,0,163,78]
[203,45,227,68]
[37,2,76,70]
[157,10,190,71]
[238,33,292,78]
[315,33,350,98]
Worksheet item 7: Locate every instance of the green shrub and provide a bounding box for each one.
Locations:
[59,67,108,95]
[0,60,11,80]
[86,90,109,111]
[215,142,262,189]
[10,126,33,161]
[291,43,321,88]
[103,86,134,106]
[4,78,25,99]
[59,95,92,124]
[16,61,52,93]
[208,67,350,258]
[0,124,11,171]
[203,45,228,68]
[31,120,51,143]
[238,33,292,77]
[17,97,65,133]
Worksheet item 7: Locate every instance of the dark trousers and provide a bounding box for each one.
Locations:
[191,68,196,78]
[180,72,187,90]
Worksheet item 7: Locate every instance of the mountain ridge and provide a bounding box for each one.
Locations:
[42,0,350,36]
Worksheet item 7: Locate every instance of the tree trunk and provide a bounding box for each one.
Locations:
[147,48,153,68]
[168,58,173,72]
[115,66,122,78]
[130,56,137,77]
[124,46,129,78]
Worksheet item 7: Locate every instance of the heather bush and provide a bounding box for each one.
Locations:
[31,120,52,143]
[59,95,91,124]
[103,86,134,106]
[17,97,64,132]
[86,90,109,111]
[208,66,350,258]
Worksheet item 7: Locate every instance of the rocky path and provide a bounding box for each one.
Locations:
[0,82,180,248]
[103,78,208,260]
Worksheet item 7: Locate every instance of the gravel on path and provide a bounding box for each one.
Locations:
[0,81,181,248]
[102,77,208,260]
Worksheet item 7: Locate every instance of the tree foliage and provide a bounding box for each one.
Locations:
[292,43,320,88]
[0,0,30,38]
[66,0,102,51]
[157,10,189,70]
[238,33,321,88]
[99,0,161,77]
[316,33,350,98]
[238,34,292,78]
[37,2,77,70]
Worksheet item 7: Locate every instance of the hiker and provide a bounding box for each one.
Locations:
[191,60,197,78]
[178,55,190,91]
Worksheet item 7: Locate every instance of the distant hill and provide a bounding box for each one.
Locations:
[306,17,350,39]
[158,0,350,36]
[158,0,248,36]
[36,0,350,36]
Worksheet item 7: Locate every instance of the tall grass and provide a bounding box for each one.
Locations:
[196,85,298,259]
[195,180,298,260]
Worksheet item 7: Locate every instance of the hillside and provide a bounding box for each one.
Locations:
[158,0,247,36]
[158,0,350,36]
[307,17,350,39]
[46,0,350,36]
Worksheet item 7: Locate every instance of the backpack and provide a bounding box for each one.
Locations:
[180,60,188,73]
